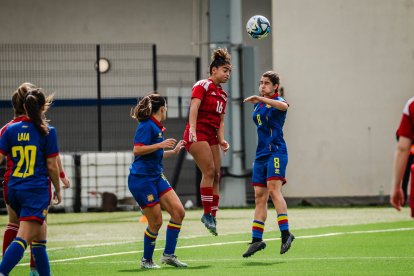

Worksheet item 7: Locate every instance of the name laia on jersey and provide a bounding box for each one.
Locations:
[18,133,30,141]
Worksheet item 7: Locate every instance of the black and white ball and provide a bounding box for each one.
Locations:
[246,15,271,40]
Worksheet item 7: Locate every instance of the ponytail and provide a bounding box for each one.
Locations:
[131,93,166,122]
[12,82,36,116]
[24,89,50,136]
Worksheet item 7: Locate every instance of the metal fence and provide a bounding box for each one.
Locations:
[0,43,201,212]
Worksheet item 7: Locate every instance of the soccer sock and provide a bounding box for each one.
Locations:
[212,195,220,217]
[3,223,19,254]
[30,244,36,270]
[200,187,213,214]
[0,237,27,275]
[143,228,158,260]
[252,220,265,242]
[164,221,182,255]
[277,214,290,238]
[32,240,50,276]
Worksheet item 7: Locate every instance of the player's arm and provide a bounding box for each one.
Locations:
[390,136,412,211]
[164,140,186,158]
[243,95,288,111]
[188,98,201,142]
[133,139,178,156]
[0,152,4,164]
[47,156,61,204]
[57,155,70,189]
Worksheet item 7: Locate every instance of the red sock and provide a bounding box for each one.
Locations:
[3,223,19,254]
[200,187,213,214]
[30,243,36,269]
[212,195,220,217]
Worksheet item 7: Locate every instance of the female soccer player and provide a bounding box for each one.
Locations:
[1,83,70,275]
[129,94,187,269]
[242,71,294,258]
[391,97,414,217]
[183,48,231,235]
[1,83,70,276]
[0,88,62,276]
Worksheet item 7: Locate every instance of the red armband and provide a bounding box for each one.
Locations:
[59,171,66,179]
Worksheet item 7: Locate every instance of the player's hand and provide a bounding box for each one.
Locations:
[390,187,405,211]
[53,190,62,205]
[243,95,260,104]
[189,127,197,142]
[173,140,186,154]
[160,138,177,149]
[61,176,70,189]
[219,140,230,153]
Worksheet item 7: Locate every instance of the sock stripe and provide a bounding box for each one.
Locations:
[13,238,27,250]
[145,229,158,240]
[167,222,182,230]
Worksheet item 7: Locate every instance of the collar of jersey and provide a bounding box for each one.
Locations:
[13,115,32,123]
[150,116,166,132]
[208,78,222,89]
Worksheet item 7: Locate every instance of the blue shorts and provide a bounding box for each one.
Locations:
[252,154,288,187]
[8,187,51,224]
[128,173,172,208]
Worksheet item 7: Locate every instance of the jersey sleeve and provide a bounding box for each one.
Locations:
[133,122,154,146]
[396,99,414,140]
[0,128,10,155]
[45,127,59,158]
[191,81,208,100]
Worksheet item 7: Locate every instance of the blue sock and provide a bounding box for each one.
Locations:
[0,237,27,275]
[32,240,50,276]
[143,228,158,260]
[164,221,181,255]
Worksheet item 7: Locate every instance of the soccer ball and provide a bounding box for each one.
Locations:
[246,15,271,39]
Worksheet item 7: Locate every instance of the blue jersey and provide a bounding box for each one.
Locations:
[252,93,288,158]
[0,117,59,190]
[129,116,165,176]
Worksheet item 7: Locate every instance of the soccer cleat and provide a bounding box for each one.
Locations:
[141,257,161,269]
[160,254,188,267]
[29,270,40,276]
[280,232,295,254]
[201,213,217,236]
[242,241,267,258]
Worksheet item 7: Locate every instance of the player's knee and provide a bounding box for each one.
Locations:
[254,193,268,205]
[203,166,215,181]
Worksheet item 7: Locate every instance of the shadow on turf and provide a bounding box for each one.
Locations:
[243,261,284,267]
[118,265,211,273]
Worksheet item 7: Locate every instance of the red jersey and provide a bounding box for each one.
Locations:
[190,78,228,129]
[396,97,414,140]
[0,116,26,185]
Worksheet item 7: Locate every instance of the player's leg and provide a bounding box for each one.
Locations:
[243,158,268,258]
[210,144,221,224]
[0,220,42,275]
[267,154,294,254]
[31,221,49,276]
[189,141,216,235]
[3,204,19,254]
[159,187,187,267]
[268,179,294,254]
[128,174,162,269]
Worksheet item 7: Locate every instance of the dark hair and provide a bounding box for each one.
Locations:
[131,93,166,122]
[24,88,52,136]
[12,82,36,116]
[262,71,280,93]
[209,48,232,75]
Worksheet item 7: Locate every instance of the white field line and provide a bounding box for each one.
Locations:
[17,227,414,266]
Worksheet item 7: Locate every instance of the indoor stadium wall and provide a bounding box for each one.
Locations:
[272,0,414,202]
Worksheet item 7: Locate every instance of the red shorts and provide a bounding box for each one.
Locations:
[183,124,219,151]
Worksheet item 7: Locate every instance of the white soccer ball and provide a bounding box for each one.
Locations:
[246,15,271,40]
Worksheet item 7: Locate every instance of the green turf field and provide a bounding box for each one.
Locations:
[2,207,413,275]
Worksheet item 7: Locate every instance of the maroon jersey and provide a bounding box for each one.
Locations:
[0,116,26,186]
[190,78,228,129]
[396,97,414,140]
